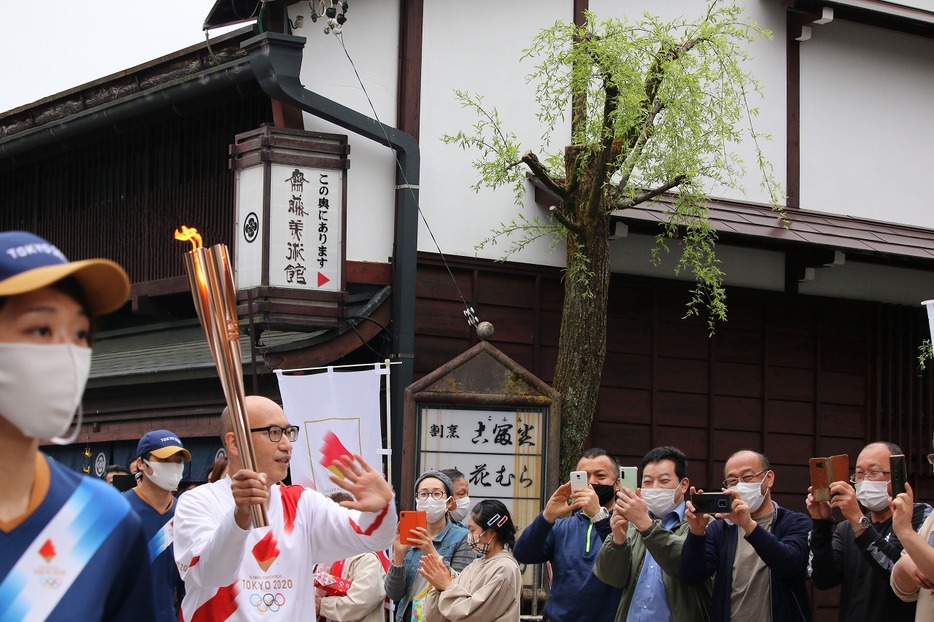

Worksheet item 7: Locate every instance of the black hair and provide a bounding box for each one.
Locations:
[580,447,620,471]
[441,468,466,482]
[641,446,688,481]
[470,499,516,549]
[105,464,129,475]
[328,491,354,504]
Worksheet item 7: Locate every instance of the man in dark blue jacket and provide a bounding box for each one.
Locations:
[513,448,623,622]
[680,450,812,621]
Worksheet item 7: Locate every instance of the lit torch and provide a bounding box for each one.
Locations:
[174,226,267,528]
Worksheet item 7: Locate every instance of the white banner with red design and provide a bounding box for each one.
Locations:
[276,365,387,494]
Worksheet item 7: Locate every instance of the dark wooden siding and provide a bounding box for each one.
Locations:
[0,83,271,285]
[416,253,933,620]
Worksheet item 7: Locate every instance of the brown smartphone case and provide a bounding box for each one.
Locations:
[810,454,848,502]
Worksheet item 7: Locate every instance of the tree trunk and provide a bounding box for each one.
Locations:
[552,199,612,477]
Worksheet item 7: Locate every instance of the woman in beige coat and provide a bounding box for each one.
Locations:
[419,500,521,622]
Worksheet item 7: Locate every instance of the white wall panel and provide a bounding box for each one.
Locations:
[289,1,400,263]
[800,20,934,227]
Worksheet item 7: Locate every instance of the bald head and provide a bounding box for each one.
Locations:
[220,395,286,452]
[221,395,292,481]
[725,450,770,474]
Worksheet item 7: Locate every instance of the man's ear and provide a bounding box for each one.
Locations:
[224,431,239,457]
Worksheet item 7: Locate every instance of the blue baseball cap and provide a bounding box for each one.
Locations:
[135,430,191,460]
[0,231,129,315]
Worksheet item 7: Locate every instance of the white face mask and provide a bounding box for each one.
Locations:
[855,480,890,512]
[642,487,679,518]
[416,496,451,523]
[0,342,90,444]
[450,496,471,523]
[143,459,185,492]
[731,480,766,514]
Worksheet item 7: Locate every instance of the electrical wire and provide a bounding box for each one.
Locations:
[331,33,481,328]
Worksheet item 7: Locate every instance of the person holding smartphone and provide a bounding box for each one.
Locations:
[593,446,712,621]
[680,449,812,621]
[808,441,932,622]
[419,500,521,621]
[384,470,472,621]
[512,447,623,622]
[890,482,934,621]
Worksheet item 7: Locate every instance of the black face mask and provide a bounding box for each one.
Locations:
[591,483,616,506]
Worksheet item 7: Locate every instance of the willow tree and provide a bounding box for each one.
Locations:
[445,1,782,475]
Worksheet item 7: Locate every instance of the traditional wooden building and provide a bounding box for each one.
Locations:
[2,4,934,617]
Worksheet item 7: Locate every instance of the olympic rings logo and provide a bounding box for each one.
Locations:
[249,592,285,613]
[42,577,62,589]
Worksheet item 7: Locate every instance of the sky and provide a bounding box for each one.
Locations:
[0,0,245,113]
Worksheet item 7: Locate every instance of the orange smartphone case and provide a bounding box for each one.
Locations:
[400,510,427,544]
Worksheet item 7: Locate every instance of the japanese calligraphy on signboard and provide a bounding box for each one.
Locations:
[418,406,545,582]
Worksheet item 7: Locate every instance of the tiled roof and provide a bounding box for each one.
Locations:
[613,197,934,263]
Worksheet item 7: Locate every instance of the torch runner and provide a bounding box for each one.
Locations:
[175,225,268,528]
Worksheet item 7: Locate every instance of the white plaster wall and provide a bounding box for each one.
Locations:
[419,0,572,268]
[799,20,934,227]
[288,0,400,264]
[590,0,788,206]
[420,0,787,270]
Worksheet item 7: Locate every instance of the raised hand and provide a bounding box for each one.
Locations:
[328,454,393,512]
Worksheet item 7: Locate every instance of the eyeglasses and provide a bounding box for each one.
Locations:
[250,424,300,443]
[415,490,449,501]
[723,469,768,488]
[849,469,890,484]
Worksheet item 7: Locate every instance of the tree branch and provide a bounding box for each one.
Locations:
[549,205,583,235]
[615,176,687,210]
[522,150,568,201]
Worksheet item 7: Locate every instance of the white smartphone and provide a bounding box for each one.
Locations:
[618,466,639,488]
[569,470,588,492]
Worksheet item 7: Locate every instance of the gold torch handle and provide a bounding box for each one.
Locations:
[183,245,268,528]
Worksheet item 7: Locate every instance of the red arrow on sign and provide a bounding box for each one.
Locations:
[317,272,330,287]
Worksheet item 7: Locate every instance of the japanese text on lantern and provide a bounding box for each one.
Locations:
[284,168,308,285]
[317,173,330,270]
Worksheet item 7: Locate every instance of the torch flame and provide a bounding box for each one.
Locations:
[174,225,203,250]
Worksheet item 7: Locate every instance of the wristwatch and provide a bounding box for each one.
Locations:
[853,516,871,533]
[590,507,610,523]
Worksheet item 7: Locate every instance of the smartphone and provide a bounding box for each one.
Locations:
[399,510,427,544]
[570,470,588,492]
[890,454,907,497]
[618,466,639,489]
[691,492,732,515]
[110,473,137,493]
[809,454,848,502]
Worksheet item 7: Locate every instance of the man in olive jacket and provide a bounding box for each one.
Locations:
[593,446,712,621]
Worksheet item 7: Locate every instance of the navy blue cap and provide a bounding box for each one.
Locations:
[136,430,191,460]
[0,231,129,315]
